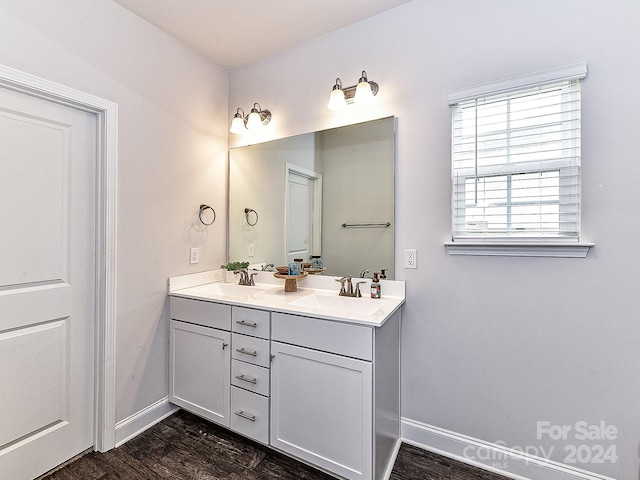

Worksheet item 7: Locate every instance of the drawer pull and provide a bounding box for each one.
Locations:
[236,347,258,357]
[235,374,257,384]
[236,320,258,328]
[234,410,256,422]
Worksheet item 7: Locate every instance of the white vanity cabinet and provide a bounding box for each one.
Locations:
[270,311,401,480]
[169,297,232,426]
[168,283,402,480]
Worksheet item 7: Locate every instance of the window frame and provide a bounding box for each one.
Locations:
[445,63,594,257]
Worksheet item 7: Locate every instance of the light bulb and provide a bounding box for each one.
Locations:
[327,87,347,111]
[246,107,262,129]
[327,78,347,111]
[355,80,374,104]
[229,115,246,134]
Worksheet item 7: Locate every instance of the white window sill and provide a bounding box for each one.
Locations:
[444,241,595,258]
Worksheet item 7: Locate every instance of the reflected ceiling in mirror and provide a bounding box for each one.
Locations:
[228,116,395,279]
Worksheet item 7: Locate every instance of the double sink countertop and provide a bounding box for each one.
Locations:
[169,270,405,328]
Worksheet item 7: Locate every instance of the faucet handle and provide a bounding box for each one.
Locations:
[355,280,366,298]
[335,277,347,295]
[249,272,258,286]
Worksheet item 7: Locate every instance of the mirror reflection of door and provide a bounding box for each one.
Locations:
[285,164,322,266]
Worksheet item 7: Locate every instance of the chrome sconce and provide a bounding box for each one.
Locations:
[327,70,379,111]
[230,103,272,134]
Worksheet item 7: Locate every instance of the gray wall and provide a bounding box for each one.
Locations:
[319,119,394,277]
[228,1,640,478]
[0,0,229,423]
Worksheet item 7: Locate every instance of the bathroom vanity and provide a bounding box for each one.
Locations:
[168,270,404,480]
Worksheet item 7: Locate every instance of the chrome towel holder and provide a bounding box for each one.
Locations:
[199,204,216,225]
[245,208,259,226]
[342,222,390,228]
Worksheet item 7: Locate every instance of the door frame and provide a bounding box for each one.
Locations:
[0,64,117,452]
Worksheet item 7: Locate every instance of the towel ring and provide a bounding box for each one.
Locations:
[244,208,258,226]
[199,204,216,226]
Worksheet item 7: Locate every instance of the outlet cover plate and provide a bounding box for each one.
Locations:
[404,248,417,269]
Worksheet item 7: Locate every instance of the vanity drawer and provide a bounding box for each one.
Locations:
[232,359,270,396]
[232,307,270,339]
[170,297,231,330]
[271,312,372,361]
[232,333,270,368]
[231,386,269,444]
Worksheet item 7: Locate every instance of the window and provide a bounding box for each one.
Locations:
[449,64,588,251]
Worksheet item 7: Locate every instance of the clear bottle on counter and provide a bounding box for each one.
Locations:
[310,255,323,269]
[293,258,304,275]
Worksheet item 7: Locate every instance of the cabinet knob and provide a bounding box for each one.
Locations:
[222,342,228,350]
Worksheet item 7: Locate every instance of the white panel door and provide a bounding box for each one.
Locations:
[0,86,96,479]
[285,165,321,265]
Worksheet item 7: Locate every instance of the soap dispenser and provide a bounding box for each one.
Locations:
[370,272,381,299]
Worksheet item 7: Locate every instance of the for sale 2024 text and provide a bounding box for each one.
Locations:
[537,421,618,465]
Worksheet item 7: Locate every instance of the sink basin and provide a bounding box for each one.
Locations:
[289,294,385,316]
[189,283,264,299]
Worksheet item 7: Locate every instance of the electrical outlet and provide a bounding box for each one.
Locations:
[248,244,255,257]
[189,247,200,264]
[404,248,417,269]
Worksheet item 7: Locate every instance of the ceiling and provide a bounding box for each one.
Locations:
[112,0,413,69]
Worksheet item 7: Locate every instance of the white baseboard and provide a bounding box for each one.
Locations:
[401,418,615,480]
[114,397,179,447]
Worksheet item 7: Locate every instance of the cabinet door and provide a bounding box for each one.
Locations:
[270,341,372,480]
[170,320,230,426]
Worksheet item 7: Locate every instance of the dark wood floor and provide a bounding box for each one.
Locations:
[41,410,509,480]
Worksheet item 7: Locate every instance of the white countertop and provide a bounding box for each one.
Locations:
[168,270,405,327]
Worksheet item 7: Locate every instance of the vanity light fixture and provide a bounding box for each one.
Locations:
[229,103,272,134]
[327,70,379,111]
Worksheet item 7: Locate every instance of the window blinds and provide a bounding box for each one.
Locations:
[451,75,583,241]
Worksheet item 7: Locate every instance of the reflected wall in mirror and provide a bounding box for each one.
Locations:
[228,116,395,279]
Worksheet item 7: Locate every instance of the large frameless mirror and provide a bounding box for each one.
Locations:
[228,116,395,279]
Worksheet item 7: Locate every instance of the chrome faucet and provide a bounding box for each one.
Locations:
[336,276,364,297]
[234,269,257,286]
[360,269,370,278]
[262,263,275,271]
